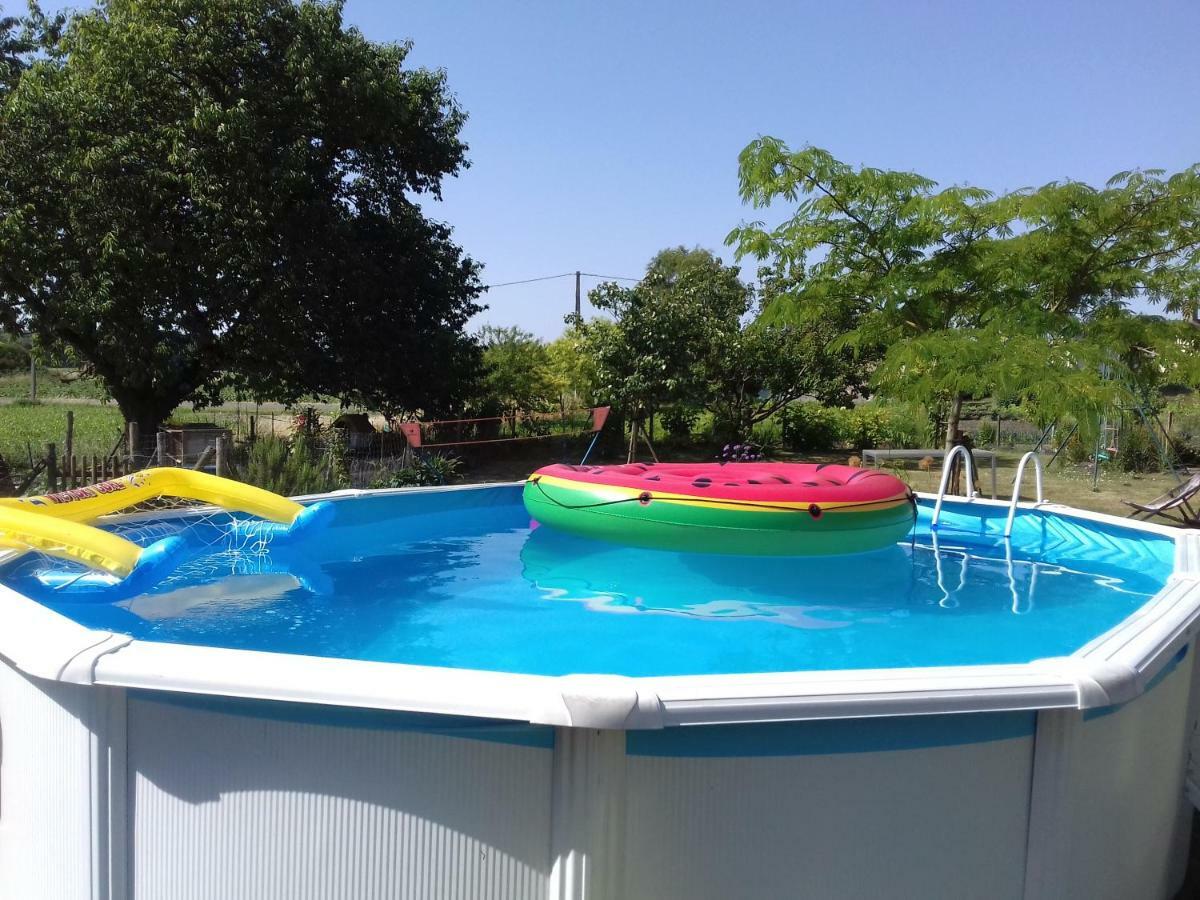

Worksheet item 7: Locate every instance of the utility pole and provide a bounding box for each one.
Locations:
[574,271,581,319]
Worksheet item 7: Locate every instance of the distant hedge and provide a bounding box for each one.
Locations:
[778,402,930,452]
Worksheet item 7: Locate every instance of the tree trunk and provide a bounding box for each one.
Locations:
[944,394,965,451]
[114,395,175,465]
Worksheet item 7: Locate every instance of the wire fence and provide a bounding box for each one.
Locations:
[399,407,605,449]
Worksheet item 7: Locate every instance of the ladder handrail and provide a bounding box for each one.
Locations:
[1004,538,1037,615]
[930,445,978,529]
[1004,451,1047,538]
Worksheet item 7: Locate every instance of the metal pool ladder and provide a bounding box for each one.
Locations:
[931,448,1049,534]
[1004,451,1047,537]
[930,445,978,529]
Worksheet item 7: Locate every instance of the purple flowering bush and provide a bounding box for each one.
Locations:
[717,443,763,463]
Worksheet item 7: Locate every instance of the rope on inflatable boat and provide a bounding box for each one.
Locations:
[527,475,915,516]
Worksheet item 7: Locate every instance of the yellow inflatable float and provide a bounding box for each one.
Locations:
[0,469,334,593]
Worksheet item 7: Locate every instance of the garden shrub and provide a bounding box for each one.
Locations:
[1169,405,1200,466]
[975,421,995,446]
[844,404,929,450]
[659,406,699,439]
[0,340,29,373]
[691,410,716,441]
[749,418,783,457]
[1064,433,1092,465]
[372,452,461,488]
[1174,425,1200,466]
[1117,425,1161,473]
[244,432,349,496]
[779,404,842,452]
[779,402,928,452]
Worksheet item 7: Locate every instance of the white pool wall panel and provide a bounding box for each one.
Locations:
[3,662,1198,900]
[1024,649,1196,900]
[0,486,1198,899]
[620,719,1034,899]
[0,665,113,900]
[126,694,554,900]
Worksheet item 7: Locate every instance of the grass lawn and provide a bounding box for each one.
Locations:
[893,450,1182,519]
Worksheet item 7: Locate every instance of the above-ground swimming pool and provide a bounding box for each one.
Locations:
[1,482,1199,900]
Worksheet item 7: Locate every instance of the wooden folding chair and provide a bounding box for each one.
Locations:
[1123,474,1200,527]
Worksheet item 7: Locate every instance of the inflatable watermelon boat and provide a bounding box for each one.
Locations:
[523,462,916,556]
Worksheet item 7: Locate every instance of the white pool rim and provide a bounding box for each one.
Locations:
[1,483,1198,731]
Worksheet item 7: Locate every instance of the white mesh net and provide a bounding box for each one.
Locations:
[5,500,290,597]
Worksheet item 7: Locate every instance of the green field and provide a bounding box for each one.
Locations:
[0,402,125,466]
[0,403,322,461]
[0,368,111,401]
[0,396,346,473]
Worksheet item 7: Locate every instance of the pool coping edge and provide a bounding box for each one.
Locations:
[0,485,1197,730]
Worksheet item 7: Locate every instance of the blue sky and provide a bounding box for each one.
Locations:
[338,0,1198,337]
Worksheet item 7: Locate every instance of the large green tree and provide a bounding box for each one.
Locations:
[545,328,596,413]
[0,0,483,438]
[728,139,1200,447]
[476,325,556,421]
[0,2,62,97]
[575,247,856,448]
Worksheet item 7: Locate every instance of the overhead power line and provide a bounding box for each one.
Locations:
[483,271,640,289]
[580,272,640,283]
[482,273,574,289]
[482,270,643,320]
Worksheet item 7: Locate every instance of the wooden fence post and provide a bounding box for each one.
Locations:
[156,431,167,467]
[46,443,57,493]
[64,411,74,465]
[192,445,215,471]
[127,422,140,467]
[215,435,227,478]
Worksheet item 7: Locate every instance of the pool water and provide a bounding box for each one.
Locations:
[0,486,1176,677]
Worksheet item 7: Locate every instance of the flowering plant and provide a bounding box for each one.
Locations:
[717,442,762,464]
